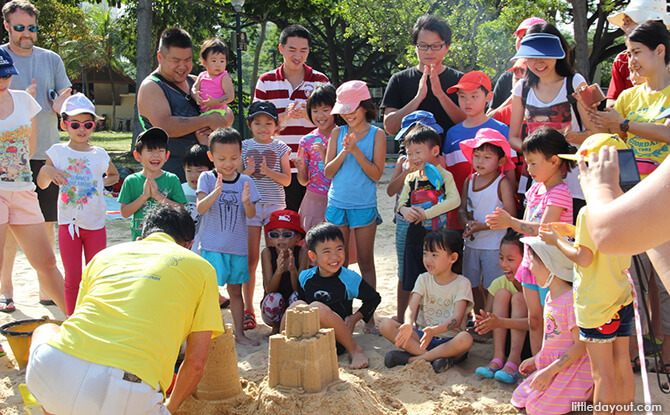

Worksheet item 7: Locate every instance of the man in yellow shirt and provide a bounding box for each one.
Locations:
[25,205,224,415]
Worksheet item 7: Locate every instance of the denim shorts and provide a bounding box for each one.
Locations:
[579,301,634,343]
[413,328,452,351]
[201,250,249,285]
[325,205,382,229]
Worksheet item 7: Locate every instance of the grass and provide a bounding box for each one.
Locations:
[59,131,139,169]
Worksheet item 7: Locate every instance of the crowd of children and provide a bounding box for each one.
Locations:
[7,13,670,413]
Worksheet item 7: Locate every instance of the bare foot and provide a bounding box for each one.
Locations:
[235,333,260,346]
[350,349,369,369]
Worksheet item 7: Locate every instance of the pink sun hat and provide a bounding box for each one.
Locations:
[331,80,371,115]
[459,128,515,171]
[514,17,547,36]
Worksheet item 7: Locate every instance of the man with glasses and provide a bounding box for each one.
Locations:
[1,0,71,311]
[381,15,465,142]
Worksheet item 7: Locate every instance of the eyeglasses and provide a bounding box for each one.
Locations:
[415,43,446,51]
[267,230,297,239]
[11,25,38,33]
[64,120,96,130]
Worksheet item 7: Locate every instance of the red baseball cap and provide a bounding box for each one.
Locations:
[265,210,305,236]
[446,71,492,94]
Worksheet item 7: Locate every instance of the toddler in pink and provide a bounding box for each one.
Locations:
[191,38,234,115]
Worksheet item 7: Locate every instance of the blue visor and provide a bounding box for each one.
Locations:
[512,33,565,60]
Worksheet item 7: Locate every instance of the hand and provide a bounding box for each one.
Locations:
[414,67,429,102]
[276,249,289,272]
[192,89,204,105]
[342,133,359,154]
[52,87,72,113]
[463,220,487,238]
[142,176,153,199]
[42,165,70,186]
[259,156,272,176]
[428,64,446,99]
[148,178,162,201]
[240,180,250,204]
[244,156,256,176]
[519,356,536,376]
[548,222,576,238]
[287,101,307,120]
[589,107,624,131]
[286,248,297,274]
[419,326,441,350]
[485,207,512,230]
[294,148,306,171]
[394,323,414,349]
[206,111,226,130]
[474,309,501,335]
[572,85,598,112]
[344,314,357,334]
[25,79,37,98]
[538,223,560,246]
[578,146,621,199]
[529,367,555,392]
[201,95,219,109]
[195,127,212,145]
[400,206,425,224]
[313,142,327,160]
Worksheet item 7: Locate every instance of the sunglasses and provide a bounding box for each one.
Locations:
[64,120,96,130]
[11,25,38,33]
[1,75,11,80]
[267,230,297,239]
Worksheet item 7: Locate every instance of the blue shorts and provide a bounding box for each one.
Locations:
[521,282,550,307]
[201,250,249,286]
[579,301,634,343]
[325,205,382,229]
[413,328,452,351]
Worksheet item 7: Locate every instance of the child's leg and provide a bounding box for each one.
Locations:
[244,225,262,315]
[58,226,84,316]
[522,286,543,355]
[490,289,512,367]
[10,224,65,314]
[395,220,410,322]
[337,225,352,266]
[81,227,107,264]
[585,341,616,415]
[378,317,402,344]
[408,332,473,363]
[227,283,259,346]
[354,222,377,290]
[506,292,527,371]
[613,336,635,413]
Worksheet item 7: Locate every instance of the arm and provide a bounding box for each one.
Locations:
[354,278,382,324]
[457,177,471,229]
[429,67,466,125]
[423,170,460,219]
[242,182,256,219]
[164,331,211,414]
[593,108,670,144]
[28,116,37,158]
[37,156,69,189]
[499,177,517,216]
[395,292,423,348]
[486,204,566,236]
[508,95,524,152]
[529,327,586,392]
[120,179,151,218]
[261,248,282,293]
[346,128,386,182]
[475,309,530,334]
[420,299,468,349]
[260,152,291,187]
[51,87,72,114]
[189,74,203,105]
[324,127,346,179]
[383,70,429,135]
[539,224,594,268]
[137,79,226,137]
[219,74,235,105]
[295,145,309,186]
[196,174,222,215]
[386,156,413,196]
[103,161,119,187]
[295,247,310,292]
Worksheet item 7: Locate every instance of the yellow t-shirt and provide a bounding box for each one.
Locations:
[613,84,670,178]
[573,208,633,328]
[48,232,224,394]
[487,275,519,297]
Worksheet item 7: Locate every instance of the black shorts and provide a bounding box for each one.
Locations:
[30,159,58,222]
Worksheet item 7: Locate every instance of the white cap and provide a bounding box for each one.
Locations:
[61,93,97,117]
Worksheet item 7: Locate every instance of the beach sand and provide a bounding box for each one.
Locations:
[1,168,669,414]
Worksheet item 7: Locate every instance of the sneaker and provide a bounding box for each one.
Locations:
[432,357,454,374]
[384,350,412,368]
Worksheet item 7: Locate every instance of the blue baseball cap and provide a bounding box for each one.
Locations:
[0,49,19,78]
[395,110,444,141]
[512,33,565,60]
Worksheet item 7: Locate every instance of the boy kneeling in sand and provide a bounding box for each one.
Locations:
[282,223,381,369]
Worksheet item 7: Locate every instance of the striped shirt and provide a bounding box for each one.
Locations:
[241,138,291,204]
[253,64,329,171]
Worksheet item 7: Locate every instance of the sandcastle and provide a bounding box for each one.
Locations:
[194,324,242,401]
[268,305,339,393]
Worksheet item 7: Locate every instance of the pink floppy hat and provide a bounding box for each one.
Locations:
[514,17,547,36]
[459,128,515,171]
[331,80,371,115]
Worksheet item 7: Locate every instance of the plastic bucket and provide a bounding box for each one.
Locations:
[0,316,62,369]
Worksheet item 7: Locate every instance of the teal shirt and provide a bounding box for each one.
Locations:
[118,171,186,240]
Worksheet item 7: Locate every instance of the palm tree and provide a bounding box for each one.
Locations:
[62,5,127,128]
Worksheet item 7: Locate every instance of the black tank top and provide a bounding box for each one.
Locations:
[268,245,302,301]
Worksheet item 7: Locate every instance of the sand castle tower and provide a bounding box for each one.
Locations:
[268,305,339,393]
[194,324,242,400]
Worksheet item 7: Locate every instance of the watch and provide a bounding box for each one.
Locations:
[619,119,630,133]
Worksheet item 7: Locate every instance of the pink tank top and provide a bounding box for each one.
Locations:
[198,71,229,112]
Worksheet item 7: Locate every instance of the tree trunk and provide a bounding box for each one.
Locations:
[133,0,153,145]
[108,66,117,131]
[571,0,590,81]
[251,20,267,98]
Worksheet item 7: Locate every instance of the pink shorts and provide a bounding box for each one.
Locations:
[0,190,44,225]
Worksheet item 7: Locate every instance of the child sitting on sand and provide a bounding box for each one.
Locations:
[379,228,474,373]
[261,210,309,334]
[283,223,381,369]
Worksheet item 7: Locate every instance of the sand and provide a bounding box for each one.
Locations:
[1,167,670,414]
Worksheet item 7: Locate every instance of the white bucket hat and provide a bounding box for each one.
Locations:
[608,0,670,28]
[521,237,574,288]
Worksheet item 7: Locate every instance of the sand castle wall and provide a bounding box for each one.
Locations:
[194,323,242,401]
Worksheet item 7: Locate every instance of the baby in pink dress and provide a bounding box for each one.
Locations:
[191,37,234,115]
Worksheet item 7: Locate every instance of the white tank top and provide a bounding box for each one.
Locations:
[465,173,506,250]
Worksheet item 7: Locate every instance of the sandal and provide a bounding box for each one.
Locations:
[631,356,642,373]
[384,350,412,368]
[363,325,382,336]
[0,297,15,313]
[475,358,504,379]
[432,357,454,374]
[649,363,670,374]
[243,309,256,330]
[494,361,520,384]
[219,298,230,309]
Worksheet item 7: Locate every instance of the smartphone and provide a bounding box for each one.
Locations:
[618,149,641,192]
[581,84,606,107]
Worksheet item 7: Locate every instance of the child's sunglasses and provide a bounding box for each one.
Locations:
[64,120,96,130]
[11,25,39,33]
[267,230,297,239]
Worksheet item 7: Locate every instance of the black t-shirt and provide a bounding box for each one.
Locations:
[381,66,464,137]
[491,71,514,110]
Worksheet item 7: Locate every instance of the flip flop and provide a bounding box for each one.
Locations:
[39,300,56,306]
[219,298,230,309]
[243,309,256,330]
[0,297,15,313]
